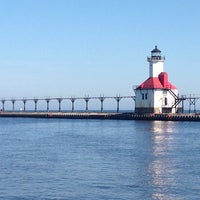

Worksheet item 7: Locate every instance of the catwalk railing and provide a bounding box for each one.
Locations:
[1,94,200,113]
[0,95,135,112]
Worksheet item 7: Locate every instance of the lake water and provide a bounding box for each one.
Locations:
[0,118,200,200]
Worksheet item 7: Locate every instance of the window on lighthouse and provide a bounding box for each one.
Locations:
[165,97,168,105]
[142,93,148,100]
[152,52,160,57]
[142,94,144,100]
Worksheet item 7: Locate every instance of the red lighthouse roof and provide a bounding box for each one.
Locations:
[137,72,177,89]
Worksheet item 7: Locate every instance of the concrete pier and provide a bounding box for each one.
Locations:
[0,112,200,121]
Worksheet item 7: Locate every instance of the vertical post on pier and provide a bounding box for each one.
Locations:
[11,98,15,112]
[23,98,27,112]
[46,97,50,112]
[34,98,38,112]
[188,95,191,113]
[188,95,198,114]
[194,100,196,113]
[57,98,63,112]
[189,99,191,113]
[182,99,184,113]
[70,97,76,112]
[1,99,5,112]
[115,95,122,112]
[193,97,197,114]
[84,96,90,112]
[99,96,105,112]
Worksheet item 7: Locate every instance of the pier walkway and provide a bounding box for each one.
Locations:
[0,112,200,121]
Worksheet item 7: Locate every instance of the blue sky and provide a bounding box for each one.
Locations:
[0,0,200,107]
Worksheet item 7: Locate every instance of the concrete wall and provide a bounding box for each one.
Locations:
[135,89,179,114]
[135,89,154,109]
[161,89,178,113]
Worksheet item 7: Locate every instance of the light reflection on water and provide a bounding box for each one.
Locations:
[150,120,175,134]
[148,121,182,200]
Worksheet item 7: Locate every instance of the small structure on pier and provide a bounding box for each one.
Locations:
[135,46,179,114]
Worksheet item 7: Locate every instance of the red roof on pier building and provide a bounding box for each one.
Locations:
[137,72,177,90]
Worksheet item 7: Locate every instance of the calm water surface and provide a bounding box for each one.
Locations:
[0,118,200,200]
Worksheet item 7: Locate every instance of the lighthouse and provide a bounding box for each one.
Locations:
[135,46,179,114]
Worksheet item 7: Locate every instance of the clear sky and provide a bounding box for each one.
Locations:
[0,0,200,102]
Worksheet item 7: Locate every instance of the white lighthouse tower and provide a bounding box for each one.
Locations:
[135,46,179,114]
[148,46,164,77]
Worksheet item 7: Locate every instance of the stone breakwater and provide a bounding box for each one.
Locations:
[0,112,200,121]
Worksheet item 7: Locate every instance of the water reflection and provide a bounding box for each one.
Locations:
[148,121,177,200]
[150,121,175,134]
